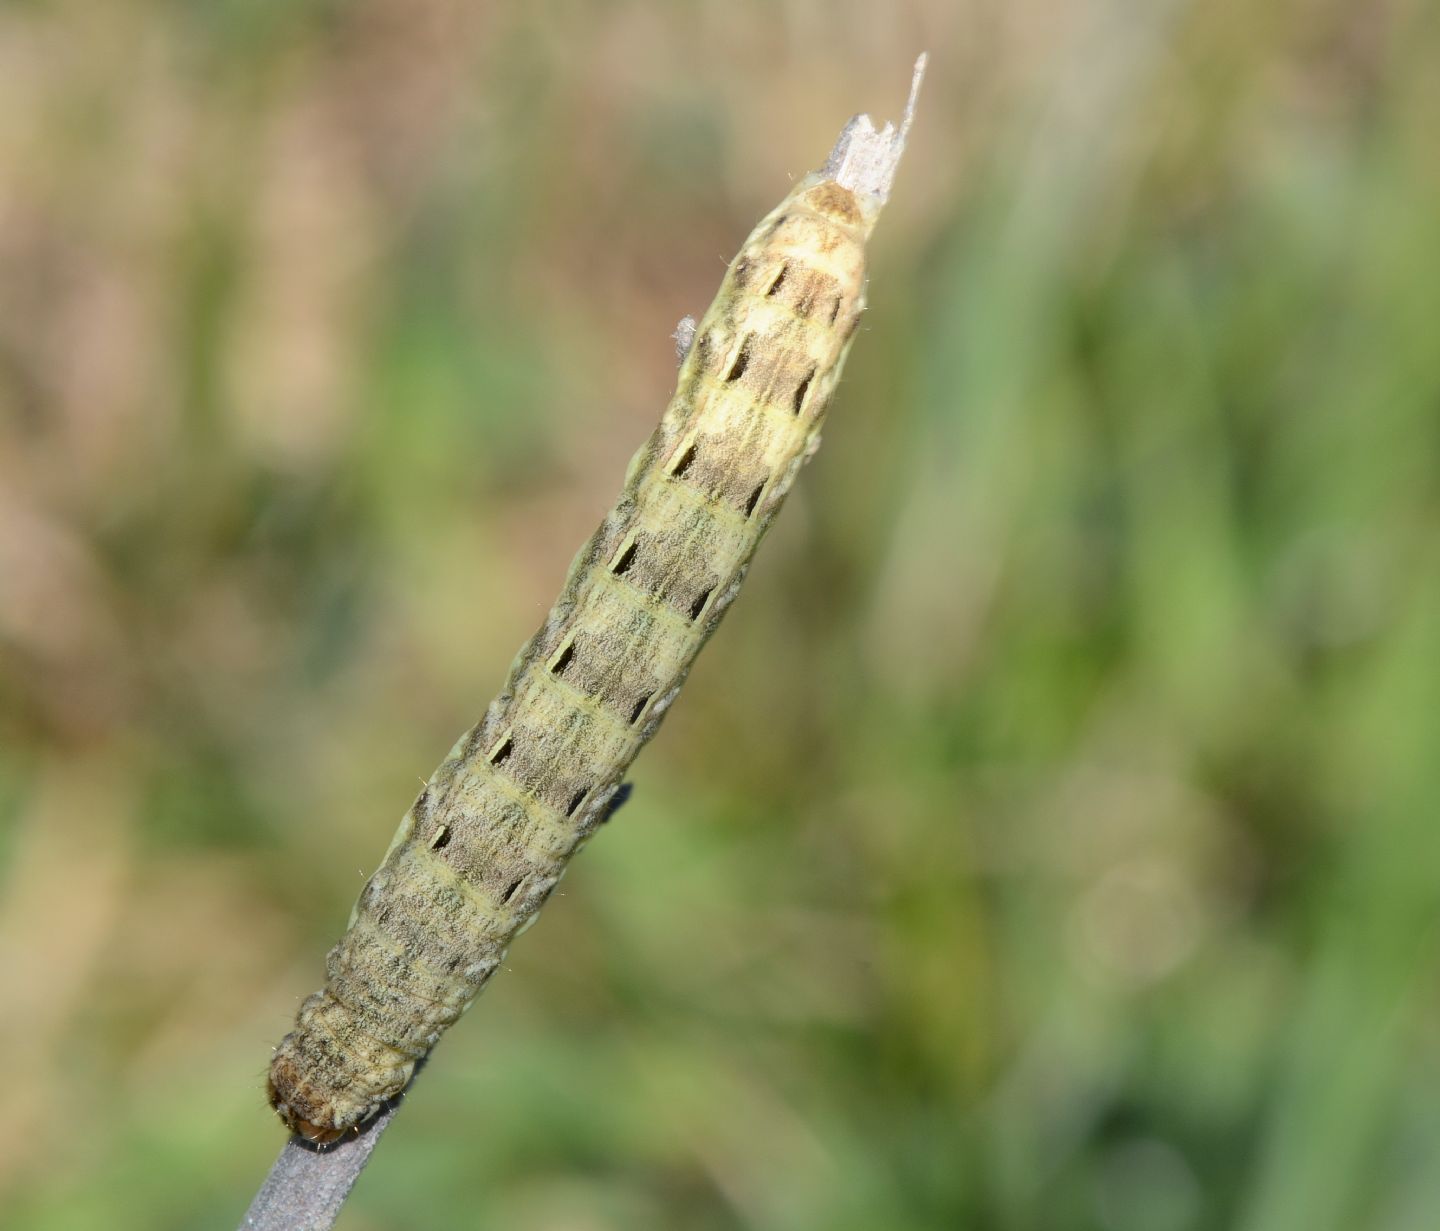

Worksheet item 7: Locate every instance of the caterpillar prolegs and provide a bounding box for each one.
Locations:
[268,59,925,1144]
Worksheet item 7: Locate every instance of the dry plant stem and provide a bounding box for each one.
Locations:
[240,1098,400,1231]
[238,56,923,1231]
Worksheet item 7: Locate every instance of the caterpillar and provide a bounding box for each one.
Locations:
[268,58,925,1145]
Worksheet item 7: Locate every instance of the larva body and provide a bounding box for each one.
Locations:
[268,97,915,1144]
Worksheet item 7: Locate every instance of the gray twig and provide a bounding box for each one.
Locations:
[240,1100,400,1231]
[822,53,926,201]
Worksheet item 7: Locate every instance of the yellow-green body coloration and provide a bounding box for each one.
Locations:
[268,110,913,1144]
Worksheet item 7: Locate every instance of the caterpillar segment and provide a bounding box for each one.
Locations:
[268,59,923,1144]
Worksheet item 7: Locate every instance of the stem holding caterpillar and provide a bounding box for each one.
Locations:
[252,62,925,1226]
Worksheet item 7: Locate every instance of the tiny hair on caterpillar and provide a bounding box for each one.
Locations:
[267,56,925,1145]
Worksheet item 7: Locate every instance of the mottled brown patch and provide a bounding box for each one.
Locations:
[768,263,844,321]
[802,180,863,225]
[268,1053,346,1141]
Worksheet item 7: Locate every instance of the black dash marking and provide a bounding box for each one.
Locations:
[611,539,639,576]
[566,788,587,817]
[500,878,523,905]
[766,265,789,297]
[689,586,715,620]
[743,482,765,517]
[489,737,513,766]
[551,642,575,675]
[725,335,753,383]
[672,442,698,479]
[629,693,653,724]
[792,366,815,415]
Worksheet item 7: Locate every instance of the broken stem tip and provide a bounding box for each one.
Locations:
[820,53,928,203]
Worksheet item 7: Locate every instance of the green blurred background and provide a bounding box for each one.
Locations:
[2,1,1438,1228]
